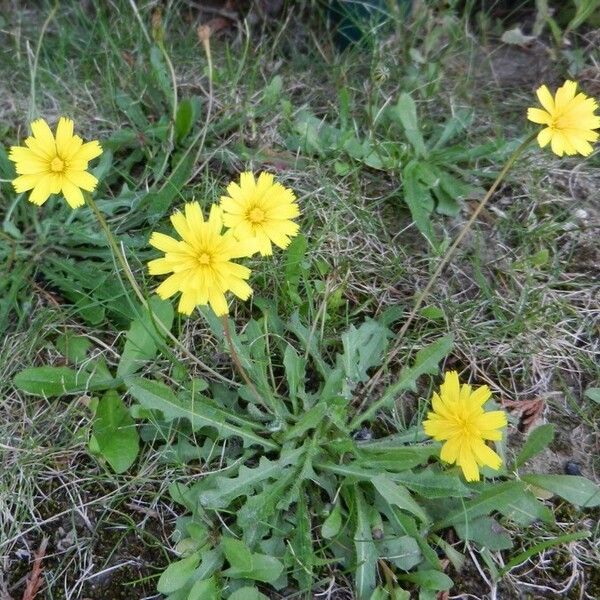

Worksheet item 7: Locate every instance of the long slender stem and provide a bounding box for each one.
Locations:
[85,194,234,385]
[358,133,536,410]
[221,315,274,415]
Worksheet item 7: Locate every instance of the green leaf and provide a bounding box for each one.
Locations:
[370,587,410,600]
[522,474,600,507]
[354,487,378,600]
[358,446,438,471]
[390,94,427,157]
[397,570,453,591]
[188,576,218,600]
[91,390,139,473]
[403,161,434,243]
[14,365,116,397]
[584,387,600,404]
[157,552,200,594]
[322,501,343,539]
[398,335,454,393]
[290,492,314,590]
[283,344,306,408]
[117,296,174,377]
[371,475,430,523]
[515,424,555,468]
[454,516,513,551]
[224,551,284,583]
[175,97,200,143]
[501,490,554,526]
[228,588,269,600]
[376,535,421,570]
[126,376,278,450]
[285,233,308,303]
[222,537,253,572]
[434,481,527,530]
[340,320,389,393]
[55,333,91,364]
[150,45,174,104]
[353,335,453,427]
[198,450,302,509]
[282,402,326,441]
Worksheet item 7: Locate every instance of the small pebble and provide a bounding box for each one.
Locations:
[564,460,582,476]
[353,427,373,442]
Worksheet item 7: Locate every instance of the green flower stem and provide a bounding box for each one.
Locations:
[84,193,234,385]
[357,132,537,418]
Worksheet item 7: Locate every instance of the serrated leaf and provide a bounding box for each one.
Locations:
[198,449,303,509]
[516,424,555,468]
[117,296,174,377]
[354,487,378,600]
[282,402,326,441]
[340,320,389,394]
[91,390,139,473]
[157,552,200,594]
[237,468,297,529]
[522,474,600,507]
[14,365,116,397]
[126,376,278,450]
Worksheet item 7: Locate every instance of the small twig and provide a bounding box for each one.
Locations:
[21,537,48,600]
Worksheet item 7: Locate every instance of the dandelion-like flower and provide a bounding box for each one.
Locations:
[423,371,507,482]
[220,171,300,256]
[527,80,600,157]
[148,202,257,316]
[9,117,102,208]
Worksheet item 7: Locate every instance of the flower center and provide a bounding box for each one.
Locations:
[197,252,211,266]
[50,156,65,172]
[248,207,265,224]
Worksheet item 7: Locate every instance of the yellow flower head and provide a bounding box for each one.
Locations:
[9,117,102,208]
[527,80,600,157]
[148,202,257,317]
[423,371,507,482]
[220,171,300,256]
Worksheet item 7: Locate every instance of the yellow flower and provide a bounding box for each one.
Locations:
[423,371,507,482]
[148,202,257,316]
[220,171,300,256]
[527,80,600,157]
[9,117,102,208]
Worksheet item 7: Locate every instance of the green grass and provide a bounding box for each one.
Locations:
[1,1,599,598]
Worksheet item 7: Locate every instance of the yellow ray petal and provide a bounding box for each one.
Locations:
[30,119,56,155]
[55,117,75,157]
[61,179,85,208]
